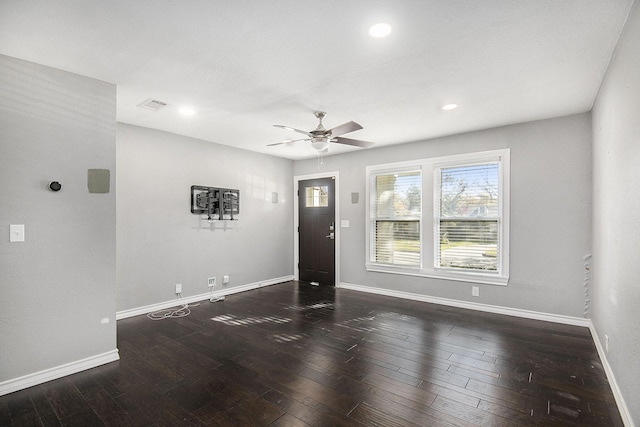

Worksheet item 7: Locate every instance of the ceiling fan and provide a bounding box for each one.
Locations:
[269,111,374,152]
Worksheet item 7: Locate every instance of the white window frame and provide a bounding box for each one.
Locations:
[366,149,510,286]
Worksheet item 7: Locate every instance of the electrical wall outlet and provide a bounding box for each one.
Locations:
[208,277,216,287]
[175,283,182,294]
[223,275,230,285]
[472,286,479,297]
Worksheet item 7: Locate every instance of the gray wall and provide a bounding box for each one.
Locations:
[294,114,592,317]
[0,55,117,381]
[116,124,293,311]
[592,1,640,424]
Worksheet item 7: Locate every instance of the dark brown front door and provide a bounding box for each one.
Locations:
[298,177,335,286]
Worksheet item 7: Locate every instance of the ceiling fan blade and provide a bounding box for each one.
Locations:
[267,138,309,147]
[328,121,363,137]
[333,136,375,148]
[273,124,312,137]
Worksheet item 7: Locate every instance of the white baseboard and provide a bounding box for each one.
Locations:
[338,282,589,327]
[116,275,294,320]
[0,350,119,397]
[589,322,635,427]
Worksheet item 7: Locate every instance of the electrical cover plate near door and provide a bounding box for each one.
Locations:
[10,224,25,242]
[298,178,335,285]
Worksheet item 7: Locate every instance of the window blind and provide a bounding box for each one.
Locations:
[436,163,499,272]
[371,171,421,267]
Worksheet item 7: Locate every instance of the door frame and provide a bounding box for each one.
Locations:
[293,171,340,286]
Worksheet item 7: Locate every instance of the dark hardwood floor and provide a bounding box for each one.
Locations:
[0,281,624,426]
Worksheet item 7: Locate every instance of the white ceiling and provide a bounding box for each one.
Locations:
[0,1,634,160]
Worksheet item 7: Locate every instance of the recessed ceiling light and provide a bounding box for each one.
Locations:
[179,106,196,116]
[369,23,392,38]
[442,103,459,111]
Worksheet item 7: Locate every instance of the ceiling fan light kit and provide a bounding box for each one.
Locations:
[311,138,329,151]
[271,111,374,153]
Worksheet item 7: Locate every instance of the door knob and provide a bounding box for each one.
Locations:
[325,232,335,239]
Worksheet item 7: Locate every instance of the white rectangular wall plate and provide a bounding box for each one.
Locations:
[10,225,25,242]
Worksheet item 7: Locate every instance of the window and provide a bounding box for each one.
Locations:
[370,170,421,267]
[436,163,500,272]
[306,185,329,207]
[366,150,509,285]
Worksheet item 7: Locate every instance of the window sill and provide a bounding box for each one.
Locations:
[365,264,509,286]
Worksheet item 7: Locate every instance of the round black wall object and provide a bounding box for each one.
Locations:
[49,181,62,192]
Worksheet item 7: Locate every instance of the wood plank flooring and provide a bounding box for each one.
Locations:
[0,281,624,426]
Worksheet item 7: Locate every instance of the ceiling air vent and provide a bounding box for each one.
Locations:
[137,98,168,111]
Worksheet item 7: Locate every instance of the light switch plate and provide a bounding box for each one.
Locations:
[10,225,25,242]
[341,220,350,228]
